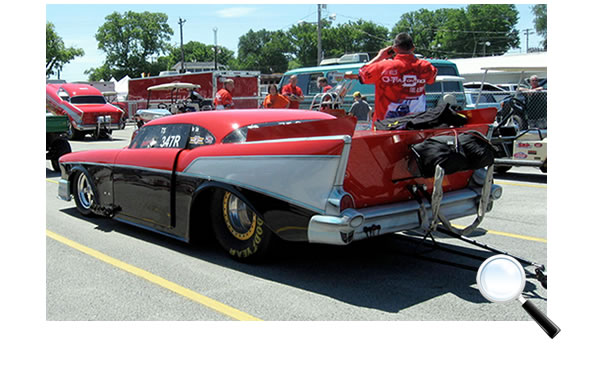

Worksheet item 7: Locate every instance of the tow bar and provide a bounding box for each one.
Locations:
[406,164,548,289]
[417,226,547,289]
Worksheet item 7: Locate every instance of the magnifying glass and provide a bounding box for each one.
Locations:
[477,255,560,338]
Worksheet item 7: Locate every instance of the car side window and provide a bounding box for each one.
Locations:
[130,124,191,149]
[187,125,216,149]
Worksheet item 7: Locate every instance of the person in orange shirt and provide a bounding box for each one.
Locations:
[262,84,291,109]
[214,79,235,110]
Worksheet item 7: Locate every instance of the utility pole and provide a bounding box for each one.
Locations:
[213,27,218,70]
[317,4,322,66]
[178,18,186,73]
[523,28,534,53]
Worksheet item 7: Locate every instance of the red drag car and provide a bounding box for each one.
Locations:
[58,108,502,262]
[46,83,124,140]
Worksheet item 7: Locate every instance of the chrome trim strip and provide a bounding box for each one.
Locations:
[241,134,351,145]
[114,217,187,243]
[62,162,172,176]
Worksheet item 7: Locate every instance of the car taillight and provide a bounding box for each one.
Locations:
[340,194,355,212]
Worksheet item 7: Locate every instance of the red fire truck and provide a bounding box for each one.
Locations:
[126,71,261,118]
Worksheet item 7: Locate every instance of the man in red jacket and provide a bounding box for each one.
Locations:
[359,33,437,123]
[214,79,235,110]
[281,75,304,109]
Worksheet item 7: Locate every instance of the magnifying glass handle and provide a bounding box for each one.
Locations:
[519,296,561,338]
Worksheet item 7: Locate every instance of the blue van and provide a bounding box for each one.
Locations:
[279,59,466,111]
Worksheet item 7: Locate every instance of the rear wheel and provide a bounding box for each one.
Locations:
[73,171,95,216]
[210,189,272,263]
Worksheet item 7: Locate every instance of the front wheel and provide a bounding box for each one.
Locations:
[73,171,96,216]
[210,189,272,263]
[49,138,72,172]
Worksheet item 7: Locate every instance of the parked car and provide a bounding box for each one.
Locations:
[464,82,509,93]
[46,83,124,140]
[465,90,501,111]
[57,108,502,263]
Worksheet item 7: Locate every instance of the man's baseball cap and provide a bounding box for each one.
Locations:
[353,91,362,97]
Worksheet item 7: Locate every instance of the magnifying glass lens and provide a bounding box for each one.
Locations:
[479,258,524,302]
[477,255,560,338]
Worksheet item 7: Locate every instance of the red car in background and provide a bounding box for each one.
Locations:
[46,83,124,140]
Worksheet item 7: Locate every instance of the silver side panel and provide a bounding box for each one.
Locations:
[182,155,342,214]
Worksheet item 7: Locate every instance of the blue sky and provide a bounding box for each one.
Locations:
[46,3,544,82]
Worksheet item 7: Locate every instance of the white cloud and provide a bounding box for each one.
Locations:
[216,7,256,18]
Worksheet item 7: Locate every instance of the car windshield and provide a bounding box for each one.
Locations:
[70,95,107,104]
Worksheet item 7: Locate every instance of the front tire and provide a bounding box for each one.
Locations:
[210,189,272,263]
[49,138,72,172]
[73,171,95,216]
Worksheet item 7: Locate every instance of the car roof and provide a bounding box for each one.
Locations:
[147,82,201,91]
[144,109,337,142]
[49,83,103,97]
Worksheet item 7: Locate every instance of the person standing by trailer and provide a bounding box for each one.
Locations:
[281,74,305,109]
[359,33,437,123]
[214,79,235,110]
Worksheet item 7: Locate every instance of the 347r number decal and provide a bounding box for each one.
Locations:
[159,135,182,148]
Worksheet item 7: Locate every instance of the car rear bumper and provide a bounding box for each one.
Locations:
[307,184,502,245]
[73,123,121,131]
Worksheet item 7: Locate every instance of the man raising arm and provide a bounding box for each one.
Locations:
[359,33,437,123]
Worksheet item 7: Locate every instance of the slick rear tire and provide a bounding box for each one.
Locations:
[210,189,272,263]
[72,171,96,217]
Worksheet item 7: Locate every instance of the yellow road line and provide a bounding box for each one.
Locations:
[452,224,547,243]
[495,180,547,189]
[46,229,262,321]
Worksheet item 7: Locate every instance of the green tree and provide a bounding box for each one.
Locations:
[286,22,320,67]
[237,29,291,73]
[46,22,84,77]
[392,4,519,58]
[88,11,173,80]
[392,9,450,57]
[464,4,519,57]
[532,4,547,50]
[323,20,388,59]
[164,41,236,71]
